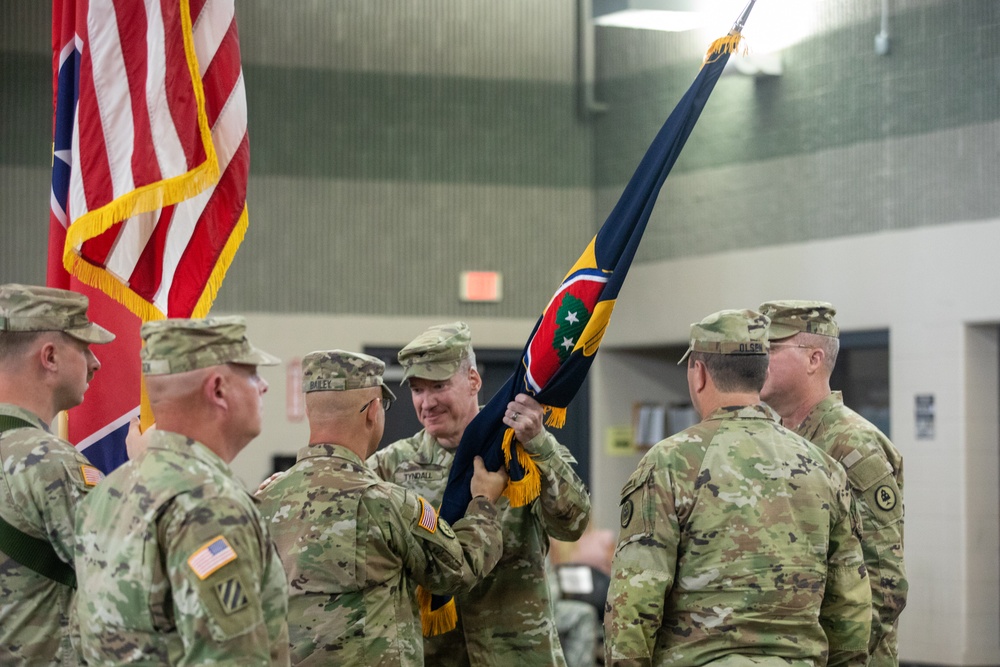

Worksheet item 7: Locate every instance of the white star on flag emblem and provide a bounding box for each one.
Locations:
[565,311,579,324]
[561,337,575,350]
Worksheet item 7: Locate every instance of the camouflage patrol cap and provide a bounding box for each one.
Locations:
[398,321,472,382]
[140,316,280,375]
[677,309,770,365]
[759,300,839,340]
[301,349,396,402]
[0,283,114,344]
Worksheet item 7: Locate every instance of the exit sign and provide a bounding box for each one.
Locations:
[460,271,502,302]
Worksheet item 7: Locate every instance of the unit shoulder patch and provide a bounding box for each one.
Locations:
[874,484,897,511]
[214,576,249,614]
[620,498,634,528]
[438,518,456,539]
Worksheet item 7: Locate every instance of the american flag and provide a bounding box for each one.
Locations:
[48,0,251,472]
[188,536,237,580]
[418,497,438,533]
[79,464,105,487]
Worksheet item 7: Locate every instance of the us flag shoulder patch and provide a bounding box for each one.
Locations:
[188,536,237,580]
[417,497,438,534]
[80,465,104,486]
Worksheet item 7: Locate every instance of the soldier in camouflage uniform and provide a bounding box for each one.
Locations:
[369,322,592,667]
[74,317,290,665]
[605,309,872,667]
[759,300,907,667]
[0,284,113,666]
[258,349,507,666]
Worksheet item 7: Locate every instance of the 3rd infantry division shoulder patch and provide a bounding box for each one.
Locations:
[215,576,249,614]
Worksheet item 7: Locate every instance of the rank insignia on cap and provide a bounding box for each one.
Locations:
[417,497,438,534]
[80,465,104,487]
[215,576,249,614]
[188,536,237,580]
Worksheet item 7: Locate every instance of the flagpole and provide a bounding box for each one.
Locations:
[732,0,757,32]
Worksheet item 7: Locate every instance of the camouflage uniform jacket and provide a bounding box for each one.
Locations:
[369,427,591,667]
[74,430,290,666]
[0,403,100,666]
[794,392,906,667]
[259,443,504,666]
[604,405,872,667]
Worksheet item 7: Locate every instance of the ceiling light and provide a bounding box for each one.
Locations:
[594,9,705,32]
[593,0,704,33]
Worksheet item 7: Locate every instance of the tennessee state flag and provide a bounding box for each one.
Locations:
[422,9,755,635]
[48,0,251,473]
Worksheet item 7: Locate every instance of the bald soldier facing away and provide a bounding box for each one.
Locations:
[605,309,872,667]
[258,350,506,666]
[75,317,290,665]
[759,300,907,666]
[0,284,113,665]
[369,322,591,666]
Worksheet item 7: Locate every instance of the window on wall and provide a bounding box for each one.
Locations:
[829,330,890,438]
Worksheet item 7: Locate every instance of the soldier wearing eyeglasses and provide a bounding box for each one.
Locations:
[258,349,507,666]
[759,300,907,667]
[605,309,872,666]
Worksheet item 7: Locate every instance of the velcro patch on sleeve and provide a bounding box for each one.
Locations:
[80,465,104,486]
[215,576,249,614]
[188,536,237,580]
[417,497,438,534]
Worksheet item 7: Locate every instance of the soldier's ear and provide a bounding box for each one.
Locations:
[204,370,227,408]
[690,360,709,394]
[468,367,482,394]
[363,394,380,429]
[38,339,59,372]
[806,348,825,374]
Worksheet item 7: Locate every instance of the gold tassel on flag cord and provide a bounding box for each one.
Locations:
[543,404,567,429]
[704,31,747,65]
[704,0,755,65]
[500,428,541,507]
[417,585,457,636]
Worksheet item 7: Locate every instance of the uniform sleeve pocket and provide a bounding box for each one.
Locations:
[614,472,652,556]
[846,455,903,527]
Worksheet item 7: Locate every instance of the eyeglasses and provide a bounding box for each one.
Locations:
[359,396,392,413]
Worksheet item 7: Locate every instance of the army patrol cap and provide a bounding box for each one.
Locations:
[301,349,396,402]
[398,321,473,382]
[140,316,280,375]
[678,309,770,365]
[0,283,114,344]
[759,300,839,341]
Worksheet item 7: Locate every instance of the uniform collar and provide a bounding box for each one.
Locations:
[702,403,780,423]
[416,428,458,466]
[148,429,233,477]
[296,442,365,466]
[0,403,49,432]
[794,391,844,439]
